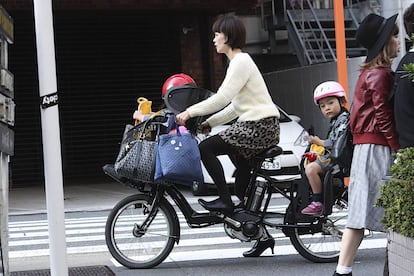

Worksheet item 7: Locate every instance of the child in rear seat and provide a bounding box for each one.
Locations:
[301,81,350,216]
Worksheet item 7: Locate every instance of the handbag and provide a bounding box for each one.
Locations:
[154,116,203,185]
[114,120,158,182]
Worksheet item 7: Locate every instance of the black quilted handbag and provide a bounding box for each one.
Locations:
[114,120,158,182]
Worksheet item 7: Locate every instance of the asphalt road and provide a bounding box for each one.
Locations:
[110,247,387,276]
[8,197,387,276]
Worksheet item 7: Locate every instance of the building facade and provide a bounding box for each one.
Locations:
[2,0,259,186]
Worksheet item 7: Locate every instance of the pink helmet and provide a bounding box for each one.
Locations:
[313,81,347,105]
[161,73,196,97]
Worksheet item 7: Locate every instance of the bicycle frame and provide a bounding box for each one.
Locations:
[150,183,224,227]
[143,172,326,234]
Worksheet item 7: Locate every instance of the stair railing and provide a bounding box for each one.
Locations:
[287,0,336,65]
[286,4,312,65]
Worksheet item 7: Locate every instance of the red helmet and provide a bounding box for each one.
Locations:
[161,73,196,97]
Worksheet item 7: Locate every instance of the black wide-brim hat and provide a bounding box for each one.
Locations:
[356,13,398,62]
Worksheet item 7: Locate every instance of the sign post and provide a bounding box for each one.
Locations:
[32,0,68,275]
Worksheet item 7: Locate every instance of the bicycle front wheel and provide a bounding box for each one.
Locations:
[289,197,348,263]
[105,193,179,268]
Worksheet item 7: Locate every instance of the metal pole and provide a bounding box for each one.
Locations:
[333,0,349,106]
[0,153,10,276]
[333,0,351,187]
[32,1,68,275]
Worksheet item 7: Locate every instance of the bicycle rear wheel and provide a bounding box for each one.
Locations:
[105,193,179,268]
[289,196,348,263]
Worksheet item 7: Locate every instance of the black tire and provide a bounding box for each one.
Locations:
[191,181,208,196]
[105,194,179,268]
[289,196,348,263]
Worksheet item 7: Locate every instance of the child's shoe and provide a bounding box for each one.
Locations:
[301,201,323,216]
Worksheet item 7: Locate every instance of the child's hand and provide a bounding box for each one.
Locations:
[308,135,323,146]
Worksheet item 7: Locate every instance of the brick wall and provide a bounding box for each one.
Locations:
[179,15,226,91]
[179,16,204,87]
[387,231,414,276]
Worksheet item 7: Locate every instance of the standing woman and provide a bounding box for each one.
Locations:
[333,14,400,276]
[176,14,280,256]
[394,3,414,149]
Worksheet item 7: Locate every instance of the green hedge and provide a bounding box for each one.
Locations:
[376,147,414,238]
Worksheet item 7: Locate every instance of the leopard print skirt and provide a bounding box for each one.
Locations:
[218,116,280,159]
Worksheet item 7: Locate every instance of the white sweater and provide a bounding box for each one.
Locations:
[187,53,279,128]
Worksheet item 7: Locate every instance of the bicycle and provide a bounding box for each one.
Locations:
[102,86,349,268]
[102,122,349,268]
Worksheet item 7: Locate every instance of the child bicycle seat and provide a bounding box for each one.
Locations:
[163,85,215,133]
[163,85,214,114]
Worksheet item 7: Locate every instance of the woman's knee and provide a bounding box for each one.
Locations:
[199,137,219,159]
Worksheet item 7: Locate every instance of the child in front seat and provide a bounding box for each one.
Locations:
[301,81,350,216]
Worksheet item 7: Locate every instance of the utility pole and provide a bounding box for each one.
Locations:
[32,0,68,275]
[333,0,349,107]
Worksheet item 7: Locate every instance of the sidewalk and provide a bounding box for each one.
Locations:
[8,180,203,216]
[8,181,138,216]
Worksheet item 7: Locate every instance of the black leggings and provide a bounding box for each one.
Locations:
[199,135,251,204]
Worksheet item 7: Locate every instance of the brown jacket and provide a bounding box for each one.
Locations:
[350,68,400,151]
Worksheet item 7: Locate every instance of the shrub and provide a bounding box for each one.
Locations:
[376,147,414,238]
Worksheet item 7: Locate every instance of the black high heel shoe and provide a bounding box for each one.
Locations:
[243,238,275,257]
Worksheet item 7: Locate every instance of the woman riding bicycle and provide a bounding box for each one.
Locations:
[175,14,280,257]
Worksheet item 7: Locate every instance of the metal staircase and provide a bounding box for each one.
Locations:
[286,0,367,66]
[254,0,381,67]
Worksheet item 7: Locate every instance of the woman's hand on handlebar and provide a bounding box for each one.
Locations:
[176,110,191,125]
[198,121,211,134]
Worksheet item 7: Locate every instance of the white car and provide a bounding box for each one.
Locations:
[191,106,309,195]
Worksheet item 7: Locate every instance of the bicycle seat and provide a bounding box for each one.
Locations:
[256,145,283,159]
[250,145,283,167]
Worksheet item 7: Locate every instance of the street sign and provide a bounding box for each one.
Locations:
[0,6,13,43]
[0,123,13,156]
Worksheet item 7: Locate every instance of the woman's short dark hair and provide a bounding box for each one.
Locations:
[212,15,246,49]
[404,3,414,36]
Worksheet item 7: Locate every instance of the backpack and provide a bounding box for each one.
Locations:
[328,118,353,176]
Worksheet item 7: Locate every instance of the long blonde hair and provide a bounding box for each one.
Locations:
[360,24,399,69]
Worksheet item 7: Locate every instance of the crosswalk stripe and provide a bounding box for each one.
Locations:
[110,237,387,267]
[8,206,385,264]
